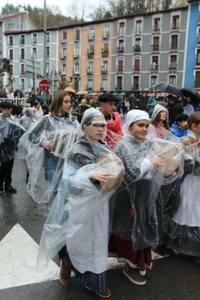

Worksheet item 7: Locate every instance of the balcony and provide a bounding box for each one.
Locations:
[132,68,140,74]
[170,45,178,52]
[88,35,95,42]
[133,45,141,53]
[151,45,159,52]
[150,63,159,72]
[117,47,124,54]
[171,23,180,31]
[73,69,80,75]
[116,69,124,74]
[118,29,125,36]
[87,49,94,59]
[61,55,67,60]
[101,67,108,74]
[87,68,93,75]
[169,63,177,71]
[101,49,109,57]
[102,32,109,39]
[73,54,79,60]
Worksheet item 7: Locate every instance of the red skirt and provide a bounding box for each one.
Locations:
[108,233,152,275]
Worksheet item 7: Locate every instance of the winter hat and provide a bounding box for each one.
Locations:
[151,104,169,121]
[81,107,106,127]
[0,101,13,108]
[123,109,150,133]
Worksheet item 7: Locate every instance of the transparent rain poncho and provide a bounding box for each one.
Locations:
[0,114,25,162]
[18,113,79,203]
[165,135,200,257]
[37,108,124,273]
[110,129,184,251]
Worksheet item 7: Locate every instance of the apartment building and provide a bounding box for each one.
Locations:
[2,1,200,93]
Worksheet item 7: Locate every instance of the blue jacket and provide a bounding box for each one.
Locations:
[171,123,188,138]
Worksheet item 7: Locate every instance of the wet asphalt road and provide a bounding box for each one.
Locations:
[0,159,200,300]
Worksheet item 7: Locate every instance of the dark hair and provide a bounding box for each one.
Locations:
[50,91,71,115]
[151,111,170,130]
[187,112,200,129]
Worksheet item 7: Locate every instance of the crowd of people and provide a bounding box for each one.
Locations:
[0,89,200,298]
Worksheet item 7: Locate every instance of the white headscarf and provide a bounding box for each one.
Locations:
[123,109,150,133]
[151,104,169,121]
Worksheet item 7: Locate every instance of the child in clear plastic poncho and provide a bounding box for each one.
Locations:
[165,112,200,263]
[108,109,184,286]
[18,91,79,203]
[37,108,124,298]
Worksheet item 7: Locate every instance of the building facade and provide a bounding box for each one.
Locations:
[1,2,200,93]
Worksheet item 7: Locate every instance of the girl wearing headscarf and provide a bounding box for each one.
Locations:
[37,108,124,298]
[108,109,166,285]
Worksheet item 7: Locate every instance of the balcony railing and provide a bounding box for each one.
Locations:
[170,45,178,51]
[169,63,177,71]
[117,47,124,54]
[87,50,94,59]
[87,68,93,75]
[88,35,95,41]
[171,23,180,30]
[73,54,80,59]
[151,63,159,72]
[101,67,108,74]
[133,45,141,52]
[151,45,159,52]
[101,49,109,57]
[102,32,109,39]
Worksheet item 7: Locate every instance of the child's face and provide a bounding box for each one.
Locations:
[178,120,188,130]
[192,123,200,139]
[129,120,150,141]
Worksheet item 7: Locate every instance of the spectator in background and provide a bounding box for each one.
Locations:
[72,99,91,123]
[33,101,43,121]
[128,93,136,110]
[170,113,189,138]
[167,95,183,126]
[42,104,50,115]
[181,97,194,116]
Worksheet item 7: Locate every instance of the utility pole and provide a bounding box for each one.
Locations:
[43,0,47,103]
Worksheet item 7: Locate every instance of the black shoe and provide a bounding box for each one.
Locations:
[5,185,17,193]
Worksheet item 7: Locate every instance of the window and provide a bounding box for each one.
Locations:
[46,62,50,76]
[151,56,158,70]
[103,24,109,39]
[20,79,25,90]
[62,63,66,74]
[197,49,200,65]
[133,76,139,89]
[20,34,25,45]
[169,75,176,85]
[171,35,178,50]
[62,48,67,59]
[20,48,25,60]
[101,79,108,91]
[88,61,93,73]
[88,26,95,41]
[150,75,157,86]
[154,18,160,31]
[102,60,108,73]
[62,30,67,40]
[117,59,123,72]
[46,47,50,59]
[9,49,13,60]
[20,64,25,76]
[74,45,80,58]
[169,55,177,69]
[118,22,125,35]
[135,20,142,34]
[87,79,93,91]
[102,43,109,56]
[9,36,13,46]
[74,62,79,74]
[46,32,50,42]
[198,28,200,44]
[195,71,200,88]
[172,15,179,30]
[117,39,124,53]
[134,38,141,52]
[32,48,37,59]
[32,33,37,44]
[133,59,140,72]
[116,76,123,90]
[152,37,159,51]
[74,29,80,41]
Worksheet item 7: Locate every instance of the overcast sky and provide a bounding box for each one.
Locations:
[0,0,106,20]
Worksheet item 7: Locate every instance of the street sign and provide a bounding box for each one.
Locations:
[39,79,51,91]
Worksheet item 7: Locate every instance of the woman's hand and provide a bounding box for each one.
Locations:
[41,139,54,150]
[90,172,111,188]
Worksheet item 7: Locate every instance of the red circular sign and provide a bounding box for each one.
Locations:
[39,79,51,91]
